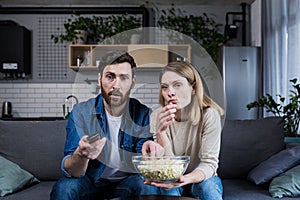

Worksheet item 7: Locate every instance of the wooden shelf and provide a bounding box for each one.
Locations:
[69,66,96,70]
[69,44,191,71]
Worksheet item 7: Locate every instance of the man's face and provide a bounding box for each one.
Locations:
[99,62,135,111]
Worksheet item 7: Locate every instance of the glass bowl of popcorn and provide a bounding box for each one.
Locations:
[132,155,190,182]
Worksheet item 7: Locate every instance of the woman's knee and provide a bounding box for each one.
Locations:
[199,176,222,189]
[191,176,223,200]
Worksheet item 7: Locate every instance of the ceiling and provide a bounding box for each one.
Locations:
[0,0,256,6]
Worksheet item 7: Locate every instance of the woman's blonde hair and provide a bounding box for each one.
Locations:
[158,61,224,125]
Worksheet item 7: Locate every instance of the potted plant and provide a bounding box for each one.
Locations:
[153,4,229,62]
[247,78,300,138]
[51,14,94,44]
[51,13,142,44]
[91,14,141,44]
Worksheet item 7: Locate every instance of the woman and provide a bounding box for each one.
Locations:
[148,61,224,200]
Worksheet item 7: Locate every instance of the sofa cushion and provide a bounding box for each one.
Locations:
[269,164,300,198]
[223,179,273,200]
[0,156,40,197]
[0,181,56,200]
[222,179,299,200]
[0,120,67,181]
[247,145,300,185]
[218,117,285,179]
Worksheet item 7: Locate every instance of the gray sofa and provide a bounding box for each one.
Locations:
[0,117,299,200]
[218,117,300,200]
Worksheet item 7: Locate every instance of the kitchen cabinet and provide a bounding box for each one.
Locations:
[69,44,191,70]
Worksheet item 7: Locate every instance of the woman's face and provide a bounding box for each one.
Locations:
[161,71,194,109]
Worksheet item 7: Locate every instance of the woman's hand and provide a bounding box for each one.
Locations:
[76,135,106,160]
[144,175,190,189]
[156,103,177,133]
[154,103,177,148]
[144,169,205,190]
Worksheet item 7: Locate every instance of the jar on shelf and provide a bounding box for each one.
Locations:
[76,55,83,67]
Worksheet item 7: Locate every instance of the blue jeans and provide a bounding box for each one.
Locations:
[160,176,223,200]
[50,174,159,200]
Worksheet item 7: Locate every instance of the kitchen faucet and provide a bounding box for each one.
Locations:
[63,95,78,119]
[66,95,78,104]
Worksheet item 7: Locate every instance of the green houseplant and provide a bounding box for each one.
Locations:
[51,13,141,44]
[91,14,141,44]
[247,78,300,137]
[153,5,229,62]
[51,14,94,44]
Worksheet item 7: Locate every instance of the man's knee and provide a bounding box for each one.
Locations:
[118,175,159,196]
[50,178,81,199]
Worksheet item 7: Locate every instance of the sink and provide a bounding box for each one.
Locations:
[0,117,65,121]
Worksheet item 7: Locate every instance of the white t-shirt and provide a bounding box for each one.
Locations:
[101,110,126,180]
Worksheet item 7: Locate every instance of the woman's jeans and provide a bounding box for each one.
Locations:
[50,174,159,200]
[160,176,223,200]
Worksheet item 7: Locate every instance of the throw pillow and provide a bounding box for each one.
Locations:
[247,145,300,185]
[0,156,40,197]
[269,164,300,198]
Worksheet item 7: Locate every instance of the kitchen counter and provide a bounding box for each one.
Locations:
[0,117,65,121]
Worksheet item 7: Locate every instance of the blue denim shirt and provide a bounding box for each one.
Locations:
[61,94,152,183]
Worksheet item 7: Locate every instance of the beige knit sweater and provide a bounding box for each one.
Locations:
[150,107,222,180]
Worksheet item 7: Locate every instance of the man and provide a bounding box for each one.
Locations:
[50,51,162,200]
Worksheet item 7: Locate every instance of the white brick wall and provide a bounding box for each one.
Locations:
[0,83,159,118]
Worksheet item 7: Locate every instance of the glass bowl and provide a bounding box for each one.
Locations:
[132,155,190,182]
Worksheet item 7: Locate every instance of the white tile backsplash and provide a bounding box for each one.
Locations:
[0,83,159,118]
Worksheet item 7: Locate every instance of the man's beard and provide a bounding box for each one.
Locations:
[101,86,130,108]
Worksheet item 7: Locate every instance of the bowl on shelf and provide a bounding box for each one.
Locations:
[132,155,190,182]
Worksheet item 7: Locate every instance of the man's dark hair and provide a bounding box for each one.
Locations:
[98,50,136,76]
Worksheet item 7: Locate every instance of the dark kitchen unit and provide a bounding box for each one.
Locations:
[0,21,31,79]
